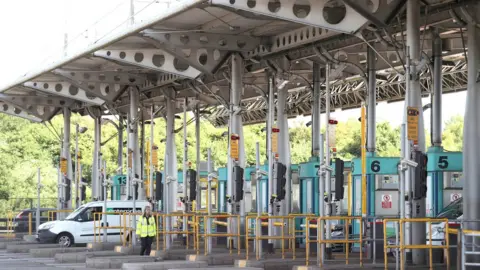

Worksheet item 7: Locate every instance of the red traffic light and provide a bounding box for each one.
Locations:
[272,128,280,133]
[328,119,338,125]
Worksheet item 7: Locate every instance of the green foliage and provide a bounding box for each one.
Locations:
[442,115,463,151]
[0,111,465,216]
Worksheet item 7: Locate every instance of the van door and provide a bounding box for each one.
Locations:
[76,206,102,244]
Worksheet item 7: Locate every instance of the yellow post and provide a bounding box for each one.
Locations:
[361,105,367,216]
[28,213,32,235]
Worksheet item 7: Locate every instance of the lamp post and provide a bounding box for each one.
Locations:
[75,124,88,208]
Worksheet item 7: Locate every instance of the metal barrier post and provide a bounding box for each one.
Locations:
[373,218,376,264]
[28,213,32,235]
[395,221,399,270]
[461,228,465,270]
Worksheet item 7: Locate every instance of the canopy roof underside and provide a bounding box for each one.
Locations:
[0,0,471,125]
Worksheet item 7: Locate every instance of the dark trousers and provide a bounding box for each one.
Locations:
[140,236,153,256]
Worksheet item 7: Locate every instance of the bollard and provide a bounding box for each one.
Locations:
[28,213,32,235]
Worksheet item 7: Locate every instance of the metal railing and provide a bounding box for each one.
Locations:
[245,215,295,260]
[157,213,196,250]
[461,227,480,269]
[384,218,450,270]
[93,212,129,246]
[48,210,72,221]
[305,216,364,267]
[195,214,241,255]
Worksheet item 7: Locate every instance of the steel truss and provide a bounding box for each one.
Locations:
[208,60,468,126]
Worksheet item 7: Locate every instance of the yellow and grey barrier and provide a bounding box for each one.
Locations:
[157,213,196,251]
[195,214,241,256]
[383,218,450,270]
[310,216,363,267]
[246,215,295,260]
[93,212,129,246]
[48,209,72,221]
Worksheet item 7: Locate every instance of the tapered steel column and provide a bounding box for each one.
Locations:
[92,116,101,200]
[63,108,72,209]
[228,53,244,248]
[325,63,332,257]
[432,29,442,146]
[463,4,480,268]
[195,106,201,211]
[312,63,322,157]
[367,45,376,217]
[129,87,144,200]
[367,46,376,153]
[267,73,275,246]
[118,117,124,175]
[165,93,176,250]
[406,0,426,264]
[277,83,291,215]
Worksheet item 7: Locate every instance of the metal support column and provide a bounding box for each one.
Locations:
[206,148,213,254]
[255,142,263,257]
[195,106,201,211]
[325,63,332,257]
[267,73,275,249]
[432,29,442,146]
[140,113,146,199]
[92,115,101,200]
[149,108,154,199]
[367,45,376,217]
[406,0,427,264]
[277,79,291,215]
[463,4,480,268]
[36,168,41,232]
[228,53,244,248]
[182,98,188,238]
[129,87,144,200]
[367,46,376,153]
[312,63,322,157]
[165,92,176,250]
[63,108,72,209]
[118,117,124,176]
[75,125,79,208]
[318,133,325,264]
[126,113,131,200]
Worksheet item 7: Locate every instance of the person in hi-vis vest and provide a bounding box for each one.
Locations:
[136,205,156,255]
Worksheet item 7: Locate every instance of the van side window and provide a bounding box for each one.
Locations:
[80,206,103,222]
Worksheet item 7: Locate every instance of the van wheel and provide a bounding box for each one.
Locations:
[56,233,74,247]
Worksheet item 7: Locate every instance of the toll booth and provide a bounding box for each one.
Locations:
[350,156,400,255]
[351,157,400,217]
[426,147,463,216]
[297,158,350,249]
[111,175,127,200]
[298,157,351,216]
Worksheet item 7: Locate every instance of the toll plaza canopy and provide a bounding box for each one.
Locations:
[0,0,469,125]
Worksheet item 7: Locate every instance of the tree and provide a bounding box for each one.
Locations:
[442,115,463,151]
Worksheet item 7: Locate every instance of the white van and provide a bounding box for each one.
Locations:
[37,200,151,246]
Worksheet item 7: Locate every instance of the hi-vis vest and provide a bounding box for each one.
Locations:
[136,216,156,237]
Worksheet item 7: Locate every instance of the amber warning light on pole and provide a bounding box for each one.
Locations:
[230,134,240,161]
[60,157,67,175]
[272,127,279,158]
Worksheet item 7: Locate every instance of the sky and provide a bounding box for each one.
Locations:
[0,0,468,130]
